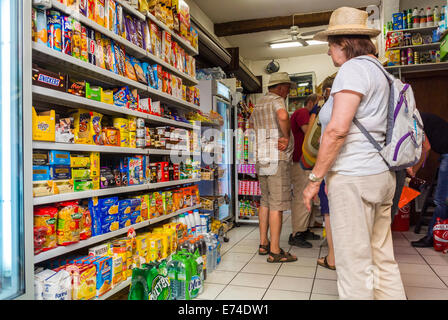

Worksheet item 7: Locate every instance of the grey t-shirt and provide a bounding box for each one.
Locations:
[319,57,390,176]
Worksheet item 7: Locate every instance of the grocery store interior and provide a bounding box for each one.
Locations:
[1,0,448,301]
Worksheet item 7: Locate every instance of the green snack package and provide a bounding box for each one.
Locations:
[86,82,102,101]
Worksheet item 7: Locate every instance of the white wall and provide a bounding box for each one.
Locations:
[249,54,339,89]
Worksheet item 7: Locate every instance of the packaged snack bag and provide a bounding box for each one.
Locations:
[135,18,144,49]
[81,26,89,62]
[71,18,82,59]
[87,0,96,21]
[35,9,48,45]
[116,3,126,39]
[130,57,147,84]
[56,201,81,246]
[79,201,92,240]
[47,10,62,52]
[61,16,72,56]
[95,0,106,27]
[143,21,152,54]
[80,0,88,16]
[34,206,58,251]
[108,0,117,32]
[125,55,138,81]
[95,31,106,69]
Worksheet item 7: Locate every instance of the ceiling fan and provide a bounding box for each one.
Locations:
[269,14,326,47]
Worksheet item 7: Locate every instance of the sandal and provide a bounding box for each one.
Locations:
[317,256,336,270]
[267,249,297,263]
[258,242,270,255]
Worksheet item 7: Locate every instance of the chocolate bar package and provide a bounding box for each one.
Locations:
[32,65,66,92]
[67,76,86,96]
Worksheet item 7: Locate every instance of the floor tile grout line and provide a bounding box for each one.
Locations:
[400,231,448,289]
[214,225,263,300]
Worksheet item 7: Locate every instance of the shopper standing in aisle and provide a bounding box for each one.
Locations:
[302,7,406,299]
[249,72,297,263]
[289,94,321,248]
[410,112,448,248]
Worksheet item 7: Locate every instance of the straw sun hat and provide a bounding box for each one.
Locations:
[268,72,294,87]
[313,7,381,41]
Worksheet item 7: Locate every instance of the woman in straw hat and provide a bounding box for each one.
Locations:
[302,7,406,300]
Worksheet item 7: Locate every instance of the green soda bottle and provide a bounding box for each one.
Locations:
[150,261,170,300]
[128,267,151,300]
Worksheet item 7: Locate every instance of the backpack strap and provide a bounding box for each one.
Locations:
[350,56,396,152]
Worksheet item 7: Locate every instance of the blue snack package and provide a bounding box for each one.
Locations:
[113,86,130,108]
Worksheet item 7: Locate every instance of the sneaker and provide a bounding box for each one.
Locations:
[411,235,433,248]
[289,233,313,248]
[304,229,321,240]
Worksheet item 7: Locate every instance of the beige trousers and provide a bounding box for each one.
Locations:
[327,171,406,300]
[291,162,311,234]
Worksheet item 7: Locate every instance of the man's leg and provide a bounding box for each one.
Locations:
[259,206,270,252]
[269,210,283,254]
[290,162,313,247]
[258,174,270,253]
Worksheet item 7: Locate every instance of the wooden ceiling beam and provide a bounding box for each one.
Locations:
[214,7,367,37]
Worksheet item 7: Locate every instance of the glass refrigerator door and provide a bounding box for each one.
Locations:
[215,97,233,221]
[0,0,25,300]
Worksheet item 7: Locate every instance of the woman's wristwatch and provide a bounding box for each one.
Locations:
[309,172,324,183]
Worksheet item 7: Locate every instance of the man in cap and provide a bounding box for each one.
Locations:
[249,72,297,263]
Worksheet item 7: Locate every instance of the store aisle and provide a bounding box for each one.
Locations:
[198,214,448,300]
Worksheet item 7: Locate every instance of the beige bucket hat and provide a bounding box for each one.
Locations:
[314,7,381,41]
[268,72,294,87]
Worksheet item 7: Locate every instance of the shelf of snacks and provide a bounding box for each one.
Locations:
[33,43,201,111]
[386,42,441,51]
[33,42,149,93]
[48,0,198,86]
[33,85,148,119]
[34,203,201,264]
[385,61,448,72]
[33,86,197,130]
[114,0,147,21]
[146,12,198,56]
[33,179,200,206]
[33,142,149,155]
[386,25,438,35]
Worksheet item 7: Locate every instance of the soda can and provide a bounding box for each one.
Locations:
[61,15,72,56]
[87,27,96,65]
[47,10,62,52]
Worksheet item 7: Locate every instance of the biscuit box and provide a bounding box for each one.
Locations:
[32,107,55,142]
[50,165,71,180]
[49,150,71,166]
[32,65,66,92]
[65,263,97,300]
[33,165,51,181]
[52,179,74,195]
[83,256,113,298]
[89,243,111,257]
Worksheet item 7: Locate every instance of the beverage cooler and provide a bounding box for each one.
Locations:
[197,79,234,222]
[0,0,33,300]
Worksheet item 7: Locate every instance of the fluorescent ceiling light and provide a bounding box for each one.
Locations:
[306,40,327,45]
[269,40,327,49]
[298,83,309,87]
[270,42,303,49]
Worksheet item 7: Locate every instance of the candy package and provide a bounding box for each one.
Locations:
[124,55,138,81]
[130,57,147,84]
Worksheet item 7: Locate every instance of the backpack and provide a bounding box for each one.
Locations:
[353,56,424,171]
[300,114,322,170]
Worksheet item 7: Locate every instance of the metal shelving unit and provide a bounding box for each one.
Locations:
[50,0,198,86]
[33,179,201,206]
[34,204,201,264]
[386,42,441,51]
[30,0,203,301]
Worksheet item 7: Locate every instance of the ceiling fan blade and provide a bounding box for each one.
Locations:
[299,29,327,37]
[297,38,309,47]
[270,37,294,44]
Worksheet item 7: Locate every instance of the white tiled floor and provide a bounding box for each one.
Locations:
[197,213,448,300]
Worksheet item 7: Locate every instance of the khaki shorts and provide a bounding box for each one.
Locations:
[256,161,292,212]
